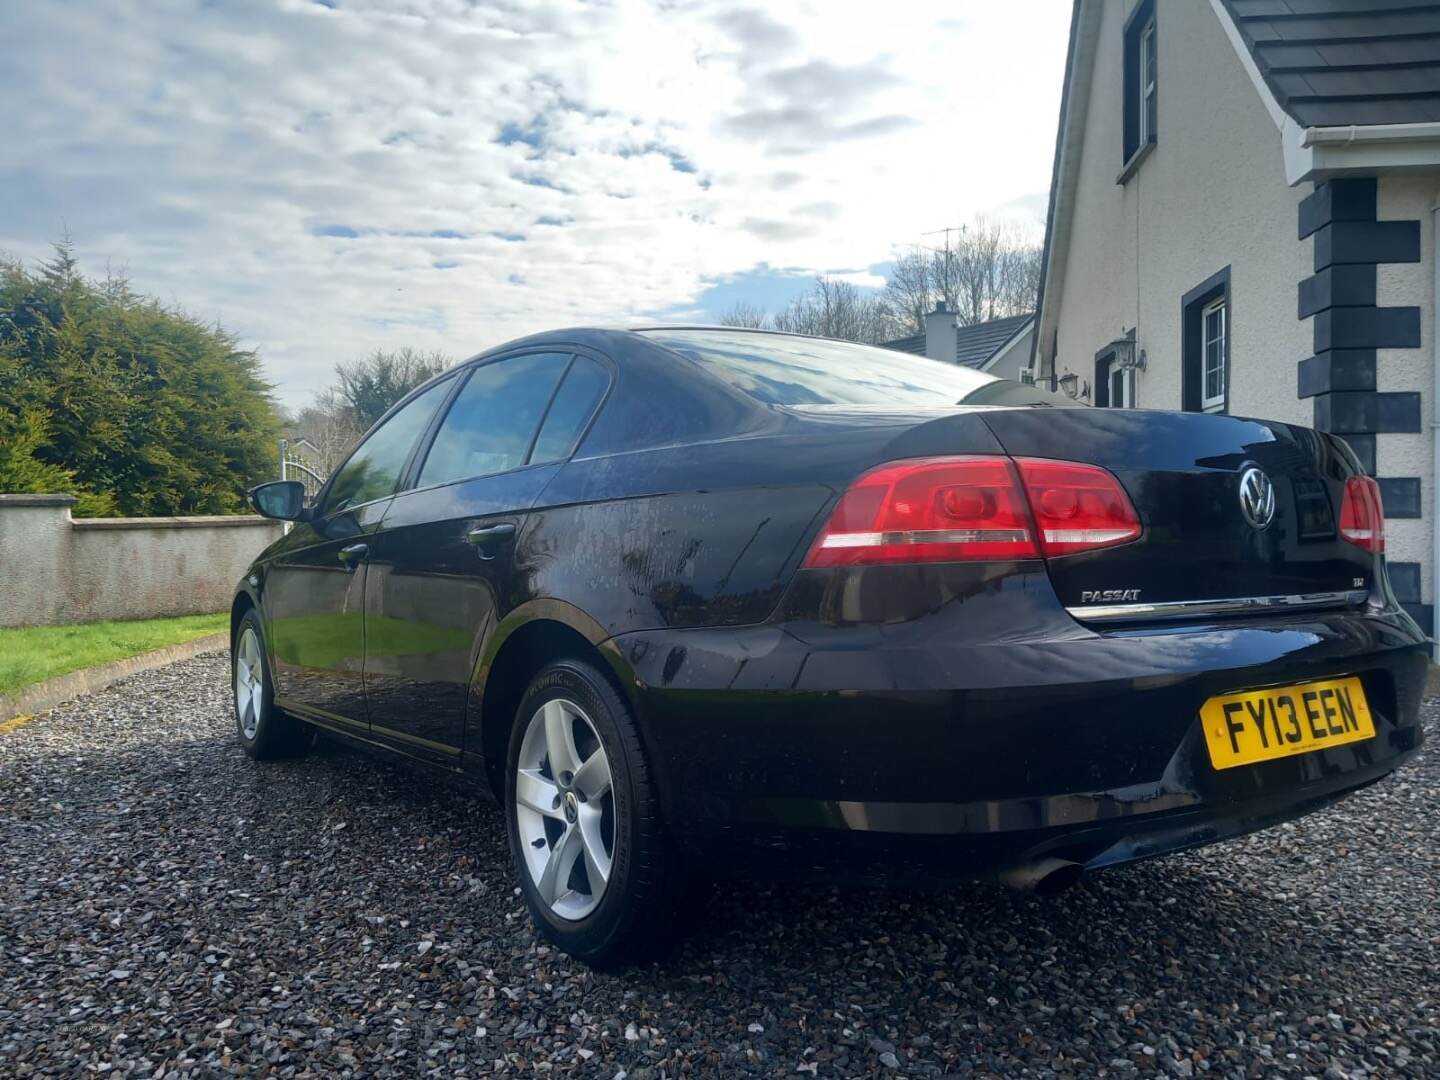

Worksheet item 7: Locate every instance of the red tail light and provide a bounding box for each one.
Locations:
[1339,475,1385,553]
[804,457,1035,567]
[1014,458,1144,557]
[803,456,1141,568]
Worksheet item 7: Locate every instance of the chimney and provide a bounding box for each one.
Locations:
[924,300,957,364]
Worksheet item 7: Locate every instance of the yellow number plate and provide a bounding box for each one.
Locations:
[1199,676,1374,771]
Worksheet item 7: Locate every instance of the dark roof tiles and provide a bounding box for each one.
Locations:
[953,314,1033,367]
[1222,0,1440,127]
[883,334,926,356]
[1231,0,1436,17]
[880,313,1033,367]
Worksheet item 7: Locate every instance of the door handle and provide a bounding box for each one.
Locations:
[466,522,516,560]
[337,543,369,571]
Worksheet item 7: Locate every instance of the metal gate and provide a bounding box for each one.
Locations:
[279,437,327,497]
[277,439,327,534]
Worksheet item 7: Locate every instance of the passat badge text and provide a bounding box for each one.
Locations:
[1081,589,1141,603]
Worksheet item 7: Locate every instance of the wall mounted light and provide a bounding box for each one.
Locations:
[1111,339,1147,373]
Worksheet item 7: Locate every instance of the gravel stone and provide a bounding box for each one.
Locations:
[1,652,1437,1077]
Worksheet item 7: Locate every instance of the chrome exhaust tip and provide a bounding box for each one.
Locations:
[997,857,1084,896]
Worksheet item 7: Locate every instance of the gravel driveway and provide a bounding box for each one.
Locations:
[1,653,1436,1078]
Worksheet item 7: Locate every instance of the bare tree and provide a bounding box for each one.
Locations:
[715,280,888,344]
[953,222,999,326]
[878,249,933,340]
[718,301,769,329]
[881,216,1043,336]
[287,388,366,475]
[995,232,1043,321]
[771,277,889,344]
[711,220,1040,349]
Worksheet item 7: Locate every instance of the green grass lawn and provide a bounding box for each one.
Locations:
[0,613,228,696]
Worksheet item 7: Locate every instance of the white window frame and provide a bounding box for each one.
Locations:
[1201,296,1226,413]
[1109,364,1135,409]
[1097,347,1136,409]
[1139,17,1157,145]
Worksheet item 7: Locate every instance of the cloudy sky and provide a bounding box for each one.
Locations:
[1,0,1070,406]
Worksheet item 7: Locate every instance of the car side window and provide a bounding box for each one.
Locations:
[417,352,571,488]
[530,356,609,463]
[322,377,455,515]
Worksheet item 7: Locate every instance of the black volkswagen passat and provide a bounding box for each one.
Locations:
[235,328,1426,965]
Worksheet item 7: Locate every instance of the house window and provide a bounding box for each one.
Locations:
[1201,298,1226,413]
[1181,267,1231,414]
[1111,364,1136,408]
[1094,340,1136,408]
[1139,18,1157,145]
[1122,0,1158,166]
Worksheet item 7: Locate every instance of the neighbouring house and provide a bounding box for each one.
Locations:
[884,306,1035,380]
[1033,0,1440,635]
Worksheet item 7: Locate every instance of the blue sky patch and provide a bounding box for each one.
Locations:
[657,262,892,323]
[618,142,697,175]
[497,119,544,149]
[662,149,696,174]
[312,224,360,238]
[688,268,811,321]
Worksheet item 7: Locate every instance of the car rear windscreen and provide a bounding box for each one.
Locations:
[640,329,1061,407]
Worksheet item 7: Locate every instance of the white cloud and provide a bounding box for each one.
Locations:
[0,0,1069,405]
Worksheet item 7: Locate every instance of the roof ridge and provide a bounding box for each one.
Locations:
[1235,3,1440,18]
[1259,57,1440,74]
[1231,0,1440,10]
[1284,92,1440,105]
[1253,30,1440,47]
[1267,58,1440,69]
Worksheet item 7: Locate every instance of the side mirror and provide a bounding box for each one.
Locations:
[248,480,309,522]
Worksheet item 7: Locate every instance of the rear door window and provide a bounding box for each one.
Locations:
[530,356,609,463]
[417,352,570,488]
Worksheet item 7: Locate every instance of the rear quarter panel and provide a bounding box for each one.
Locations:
[515,392,1028,637]
[519,434,845,634]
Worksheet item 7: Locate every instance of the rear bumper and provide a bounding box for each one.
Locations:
[608,602,1428,881]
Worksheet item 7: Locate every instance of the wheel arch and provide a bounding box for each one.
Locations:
[230,586,259,645]
[471,600,639,799]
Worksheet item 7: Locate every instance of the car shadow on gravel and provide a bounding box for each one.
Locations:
[140,726,1421,988]
[10,655,1434,1075]
[11,717,1418,994]
[281,730,1414,1017]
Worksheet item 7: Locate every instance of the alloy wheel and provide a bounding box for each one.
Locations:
[514,698,615,920]
[235,626,264,740]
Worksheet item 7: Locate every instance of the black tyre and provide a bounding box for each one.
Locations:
[505,658,683,966]
[232,609,311,760]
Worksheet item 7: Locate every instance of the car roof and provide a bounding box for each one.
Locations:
[455,324,861,368]
[623,324,843,342]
